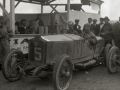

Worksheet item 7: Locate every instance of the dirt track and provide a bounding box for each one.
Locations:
[0,65,120,90]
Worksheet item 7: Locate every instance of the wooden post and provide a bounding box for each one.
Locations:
[67,0,70,22]
[3,0,6,16]
[41,4,43,14]
[10,0,15,34]
[98,5,101,15]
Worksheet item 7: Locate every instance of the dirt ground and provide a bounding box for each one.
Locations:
[0,65,120,90]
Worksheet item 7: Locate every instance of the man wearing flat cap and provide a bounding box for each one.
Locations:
[73,19,82,35]
[100,16,113,46]
[97,18,104,36]
[83,18,92,31]
[91,19,98,36]
[66,21,78,35]
[0,16,13,65]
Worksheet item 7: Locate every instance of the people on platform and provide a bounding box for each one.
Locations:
[36,14,44,26]
[73,19,82,35]
[100,16,113,45]
[18,19,27,34]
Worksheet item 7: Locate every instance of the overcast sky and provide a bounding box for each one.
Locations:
[0,0,119,20]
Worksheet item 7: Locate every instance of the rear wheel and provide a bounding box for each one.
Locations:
[106,46,120,74]
[53,55,73,90]
[2,49,27,82]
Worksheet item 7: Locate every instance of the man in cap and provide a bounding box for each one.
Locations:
[97,18,104,36]
[100,16,113,46]
[66,21,78,35]
[113,17,120,49]
[0,16,13,65]
[83,18,92,31]
[91,19,98,36]
[73,19,82,35]
[82,24,97,45]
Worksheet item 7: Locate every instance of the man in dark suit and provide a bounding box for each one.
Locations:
[83,18,92,31]
[73,19,82,35]
[91,19,98,36]
[97,18,104,36]
[100,16,113,46]
[113,17,120,48]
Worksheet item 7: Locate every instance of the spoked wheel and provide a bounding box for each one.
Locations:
[2,49,28,82]
[106,46,120,74]
[53,55,73,90]
[105,44,112,65]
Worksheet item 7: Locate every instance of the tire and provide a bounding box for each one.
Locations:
[52,55,73,90]
[2,49,25,82]
[105,44,112,65]
[106,46,120,74]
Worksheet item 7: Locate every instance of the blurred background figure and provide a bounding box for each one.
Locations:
[97,18,104,36]
[113,17,120,48]
[36,14,44,26]
[18,19,27,34]
[73,19,82,35]
[91,19,98,36]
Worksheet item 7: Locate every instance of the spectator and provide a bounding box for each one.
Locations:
[36,14,44,26]
[18,19,27,34]
[0,17,13,67]
[66,21,78,35]
[97,18,104,36]
[100,16,113,46]
[113,17,120,48]
[83,18,92,31]
[91,19,98,36]
[73,19,82,35]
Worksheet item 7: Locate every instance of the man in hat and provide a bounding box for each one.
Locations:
[0,17,13,65]
[113,17,120,49]
[100,16,113,46]
[91,19,98,36]
[97,18,104,36]
[82,24,97,45]
[73,19,82,35]
[83,18,92,31]
[66,21,78,35]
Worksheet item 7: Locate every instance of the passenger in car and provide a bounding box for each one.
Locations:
[66,21,79,35]
[82,24,97,45]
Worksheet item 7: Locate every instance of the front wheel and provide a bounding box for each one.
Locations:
[52,55,73,90]
[2,49,27,82]
[106,46,120,74]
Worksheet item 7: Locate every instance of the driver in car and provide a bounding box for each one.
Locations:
[82,24,97,45]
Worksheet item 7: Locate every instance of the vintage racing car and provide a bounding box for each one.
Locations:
[2,34,120,90]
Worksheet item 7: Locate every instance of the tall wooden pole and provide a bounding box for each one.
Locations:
[10,0,15,34]
[41,4,43,14]
[67,0,70,23]
[3,0,6,16]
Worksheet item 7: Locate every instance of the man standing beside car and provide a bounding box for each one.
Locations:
[73,19,82,35]
[97,18,104,36]
[113,17,120,49]
[100,16,113,46]
[0,17,13,65]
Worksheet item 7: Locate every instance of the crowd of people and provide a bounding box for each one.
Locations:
[66,16,114,46]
